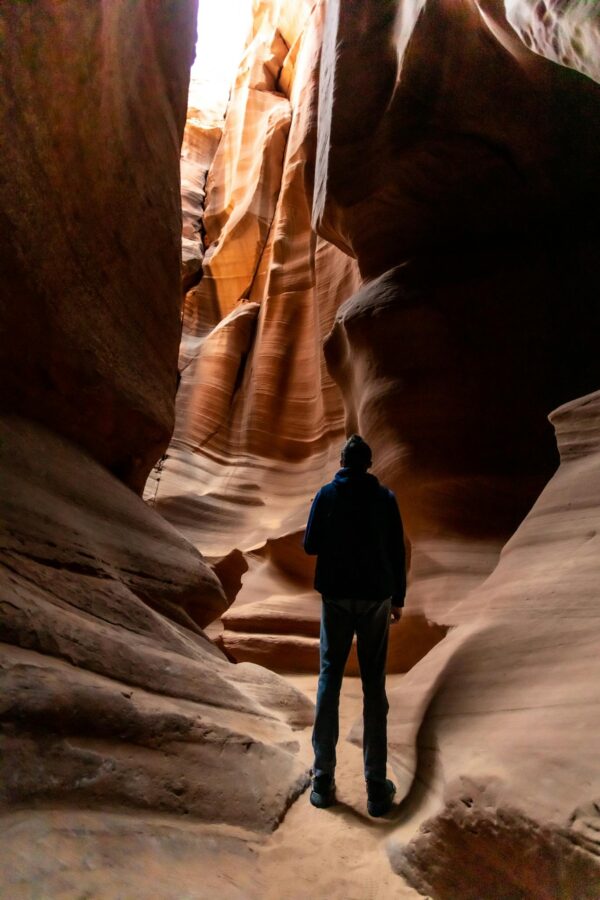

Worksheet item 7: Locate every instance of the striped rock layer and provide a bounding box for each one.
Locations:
[153,0,600,677]
[0,3,313,893]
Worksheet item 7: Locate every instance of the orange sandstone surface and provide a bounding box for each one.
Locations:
[0,1,313,893]
[0,0,195,492]
[2,0,600,897]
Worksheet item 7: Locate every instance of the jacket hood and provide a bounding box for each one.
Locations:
[333,467,380,491]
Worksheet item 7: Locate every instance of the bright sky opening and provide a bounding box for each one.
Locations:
[188,0,253,124]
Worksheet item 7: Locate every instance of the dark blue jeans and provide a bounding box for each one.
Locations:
[312,596,391,782]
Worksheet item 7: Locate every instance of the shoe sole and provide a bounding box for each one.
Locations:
[310,789,336,809]
[367,787,396,817]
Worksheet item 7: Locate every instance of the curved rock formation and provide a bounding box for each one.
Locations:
[0,3,316,890]
[149,0,600,679]
[3,1,600,894]
[316,0,600,635]
[148,0,361,564]
[504,0,600,82]
[0,417,312,833]
[314,0,600,276]
[324,255,597,624]
[382,391,600,895]
[181,111,222,292]
[0,0,196,492]
[143,0,363,666]
[219,529,446,674]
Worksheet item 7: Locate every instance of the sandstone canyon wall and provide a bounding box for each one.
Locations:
[316,0,600,628]
[152,0,600,892]
[0,4,315,893]
[384,391,600,897]
[2,0,600,896]
[311,2,600,893]
[0,0,195,492]
[152,0,600,678]
[147,0,367,671]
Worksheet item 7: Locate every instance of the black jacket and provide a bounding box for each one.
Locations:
[304,468,406,605]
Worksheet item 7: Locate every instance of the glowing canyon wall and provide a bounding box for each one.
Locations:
[154,0,600,677]
[385,390,600,897]
[154,0,600,892]
[147,0,365,671]
[0,0,194,492]
[2,0,600,896]
[0,4,313,892]
[314,1,600,893]
[316,0,600,625]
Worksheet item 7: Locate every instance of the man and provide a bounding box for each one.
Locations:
[304,434,406,817]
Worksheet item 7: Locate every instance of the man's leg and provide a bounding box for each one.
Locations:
[312,598,355,778]
[355,598,391,784]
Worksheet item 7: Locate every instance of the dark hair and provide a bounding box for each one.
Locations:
[341,434,372,469]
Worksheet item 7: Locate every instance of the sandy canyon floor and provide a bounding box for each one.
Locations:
[254,674,419,900]
[4,674,420,899]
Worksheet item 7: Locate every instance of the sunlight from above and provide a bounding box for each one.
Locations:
[188,0,253,125]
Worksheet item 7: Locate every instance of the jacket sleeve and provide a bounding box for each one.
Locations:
[303,488,325,555]
[387,491,407,607]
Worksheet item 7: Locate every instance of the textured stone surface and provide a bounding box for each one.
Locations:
[390,801,600,900]
[147,0,360,566]
[1,813,261,900]
[0,0,197,491]
[4,3,600,895]
[153,0,600,678]
[142,0,362,668]
[504,0,600,83]
[314,0,600,276]
[378,392,600,894]
[219,532,445,674]
[317,0,600,634]
[181,113,222,291]
[2,677,420,900]
[0,418,313,837]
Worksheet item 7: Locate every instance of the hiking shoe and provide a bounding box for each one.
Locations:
[366,778,396,817]
[310,772,336,808]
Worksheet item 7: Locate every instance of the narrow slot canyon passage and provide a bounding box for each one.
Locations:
[2,1,600,898]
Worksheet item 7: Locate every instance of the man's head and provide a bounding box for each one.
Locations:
[341,434,372,470]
